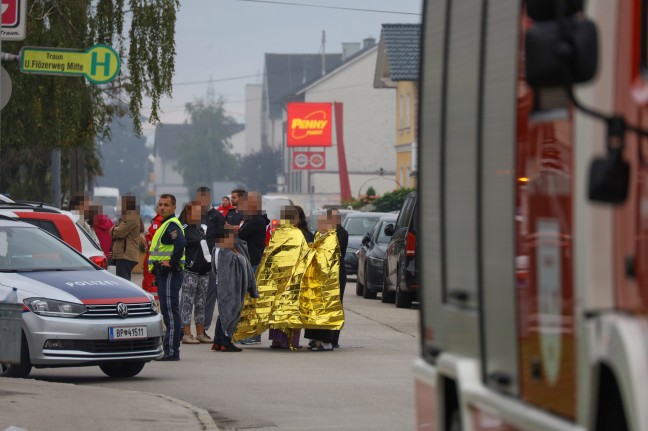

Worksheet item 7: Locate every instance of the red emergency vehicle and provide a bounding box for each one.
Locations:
[415,1,648,430]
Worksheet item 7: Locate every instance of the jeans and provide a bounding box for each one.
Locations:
[214,316,232,347]
[115,259,137,281]
[157,270,184,358]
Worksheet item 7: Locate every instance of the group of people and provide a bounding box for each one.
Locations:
[146,186,348,360]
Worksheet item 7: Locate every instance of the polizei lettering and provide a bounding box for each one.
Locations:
[65,280,121,287]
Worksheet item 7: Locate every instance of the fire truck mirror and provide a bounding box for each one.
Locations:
[588,150,630,205]
[525,17,598,88]
[526,0,583,22]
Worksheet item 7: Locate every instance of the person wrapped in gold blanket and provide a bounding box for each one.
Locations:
[233,209,344,349]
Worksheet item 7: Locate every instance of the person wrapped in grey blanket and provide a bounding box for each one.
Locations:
[210,233,259,352]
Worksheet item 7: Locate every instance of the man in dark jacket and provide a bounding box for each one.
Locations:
[195,186,226,336]
[236,191,269,345]
[225,188,245,226]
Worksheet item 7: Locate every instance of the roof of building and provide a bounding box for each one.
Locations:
[264,53,343,118]
[378,23,421,83]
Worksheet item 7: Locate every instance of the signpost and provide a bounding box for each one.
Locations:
[292,151,326,171]
[1,0,26,41]
[20,44,121,84]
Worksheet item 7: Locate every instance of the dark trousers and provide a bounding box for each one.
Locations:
[331,276,346,346]
[157,270,184,358]
[204,271,217,331]
[213,316,233,347]
[115,259,137,281]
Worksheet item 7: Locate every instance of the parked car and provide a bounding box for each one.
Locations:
[0,218,163,378]
[307,208,357,232]
[0,194,14,203]
[383,191,418,308]
[0,203,107,269]
[356,214,397,299]
[342,212,391,276]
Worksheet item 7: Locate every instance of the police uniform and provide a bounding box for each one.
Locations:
[148,214,186,360]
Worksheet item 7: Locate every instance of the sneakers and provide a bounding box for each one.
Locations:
[196,334,212,344]
[239,335,261,345]
[211,343,221,351]
[157,355,180,361]
[220,344,243,352]
[182,334,200,344]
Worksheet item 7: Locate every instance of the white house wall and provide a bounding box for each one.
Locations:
[300,49,396,197]
[245,84,263,154]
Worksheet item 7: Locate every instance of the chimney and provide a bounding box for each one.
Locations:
[342,42,361,61]
[363,37,376,50]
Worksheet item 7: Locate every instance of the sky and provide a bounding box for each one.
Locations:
[139,0,422,138]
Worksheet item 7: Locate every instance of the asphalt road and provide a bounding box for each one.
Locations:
[29,275,420,431]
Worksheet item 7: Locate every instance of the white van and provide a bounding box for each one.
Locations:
[93,187,120,222]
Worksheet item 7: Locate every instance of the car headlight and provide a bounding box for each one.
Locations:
[24,298,87,318]
[150,300,159,314]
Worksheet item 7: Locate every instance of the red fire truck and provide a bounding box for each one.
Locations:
[415,1,648,430]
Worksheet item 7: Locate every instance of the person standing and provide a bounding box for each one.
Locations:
[142,207,163,299]
[330,209,349,348]
[88,204,114,259]
[179,201,212,344]
[148,194,186,361]
[69,192,99,244]
[216,196,232,218]
[226,188,246,226]
[197,186,226,337]
[110,195,144,281]
[237,191,270,345]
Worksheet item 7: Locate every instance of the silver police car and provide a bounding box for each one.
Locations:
[0,218,163,378]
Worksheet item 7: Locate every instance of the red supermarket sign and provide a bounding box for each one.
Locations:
[293,151,326,171]
[287,102,332,147]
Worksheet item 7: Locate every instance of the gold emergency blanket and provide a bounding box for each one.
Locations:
[233,226,345,341]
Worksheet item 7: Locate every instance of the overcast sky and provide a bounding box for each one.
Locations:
[140,0,422,137]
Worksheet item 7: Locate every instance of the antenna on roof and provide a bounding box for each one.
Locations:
[321,30,326,77]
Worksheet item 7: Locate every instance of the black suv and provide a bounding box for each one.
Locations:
[382,191,417,308]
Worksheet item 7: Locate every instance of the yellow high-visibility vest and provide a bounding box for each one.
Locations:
[147,216,185,271]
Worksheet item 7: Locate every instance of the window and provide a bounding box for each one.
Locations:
[400,95,405,129]
[406,93,411,129]
[19,219,61,238]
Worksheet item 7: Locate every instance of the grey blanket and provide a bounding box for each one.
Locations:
[211,239,259,337]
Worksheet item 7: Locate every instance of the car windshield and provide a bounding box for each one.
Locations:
[343,216,381,236]
[376,221,393,244]
[0,226,95,272]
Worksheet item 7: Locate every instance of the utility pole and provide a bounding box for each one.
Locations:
[321,30,326,77]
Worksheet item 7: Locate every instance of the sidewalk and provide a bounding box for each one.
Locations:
[0,378,219,431]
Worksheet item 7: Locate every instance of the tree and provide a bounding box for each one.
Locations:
[175,98,240,194]
[0,1,179,201]
[235,146,283,194]
[372,188,415,212]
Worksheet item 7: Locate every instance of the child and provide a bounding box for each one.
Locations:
[211,227,259,352]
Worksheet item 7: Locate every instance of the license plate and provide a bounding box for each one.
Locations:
[109,326,147,340]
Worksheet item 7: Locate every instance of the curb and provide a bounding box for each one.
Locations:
[154,393,219,431]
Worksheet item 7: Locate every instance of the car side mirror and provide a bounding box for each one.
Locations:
[361,233,371,246]
[384,224,394,237]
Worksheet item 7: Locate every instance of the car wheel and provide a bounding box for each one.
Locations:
[395,289,413,308]
[363,265,377,299]
[100,361,146,378]
[356,276,364,296]
[0,332,32,378]
[381,265,395,304]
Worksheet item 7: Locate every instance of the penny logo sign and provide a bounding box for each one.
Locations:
[287,102,332,147]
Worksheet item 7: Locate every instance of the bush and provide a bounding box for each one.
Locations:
[372,188,415,212]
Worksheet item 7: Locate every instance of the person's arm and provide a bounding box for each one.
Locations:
[337,228,349,259]
[164,223,186,270]
[110,216,138,239]
[205,211,225,251]
[238,218,264,242]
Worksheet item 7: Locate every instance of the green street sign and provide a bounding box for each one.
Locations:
[20,44,121,84]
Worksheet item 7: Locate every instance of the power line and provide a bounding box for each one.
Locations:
[236,0,421,16]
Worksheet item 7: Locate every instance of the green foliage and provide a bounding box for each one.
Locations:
[235,146,283,194]
[366,186,377,198]
[175,98,239,194]
[0,0,180,201]
[372,188,416,212]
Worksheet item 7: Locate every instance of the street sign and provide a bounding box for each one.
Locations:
[0,66,12,109]
[1,0,26,41]
[20,44,121,84]
[292,151,326,171]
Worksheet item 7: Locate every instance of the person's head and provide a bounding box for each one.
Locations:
[87,205,101,226]
[330,209,342,227]
[280,205,300,225]
[217,225,238,250]
[187,201,202,224]
[69,192,90,214]
[158,194,176,218]
[317,209,336,233]
[221,196,231,208]
[195,186,212,209]
[243,191,261,216]
[178,203,190,225]
[230,188,246,207]
[121,195,137,215]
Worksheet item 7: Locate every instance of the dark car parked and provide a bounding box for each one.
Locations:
[356,214,397,299]
[342,212,391,276]
[383,191,417,308]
